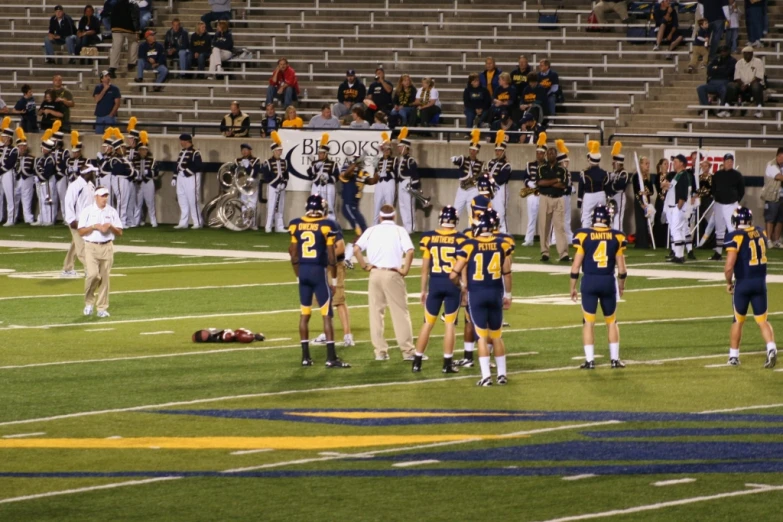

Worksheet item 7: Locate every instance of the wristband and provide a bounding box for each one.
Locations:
[570,272,579,279]
[332,278,338,286]
[502,271,512,275]
[618,273,627,280]
[503,292,512,300]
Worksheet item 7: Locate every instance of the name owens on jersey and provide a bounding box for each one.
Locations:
[288,216,336,267]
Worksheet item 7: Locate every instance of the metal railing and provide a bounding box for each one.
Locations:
[608,133,783,148]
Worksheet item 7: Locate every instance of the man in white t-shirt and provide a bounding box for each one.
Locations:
[61,164,97,278]
[77,186,123,317]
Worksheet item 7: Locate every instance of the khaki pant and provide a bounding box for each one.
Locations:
[368,269,414,359]
[689,45,709,68]
[110,31,139,70]
[538,195,569,259]
[594,1,628,25]
[63,227,86,272]
[84,241,114,312]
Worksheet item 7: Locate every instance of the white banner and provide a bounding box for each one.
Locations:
[279,129,386,192]
[662,148,737,173]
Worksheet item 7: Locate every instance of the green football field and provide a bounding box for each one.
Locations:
[1,225,783,521]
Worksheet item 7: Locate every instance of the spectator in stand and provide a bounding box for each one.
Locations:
[0,97,8,114]
[520,72,548,123]
[463,72,491,128]
[165,18,190,79]
[76,5,101,57]
[100,0,115,37]
[510,55,532,95]
[307,104,341,129]
[479,56,501,98]
[520,112,541,145]
[698,45,736,115]
[333,69,366,121]
[491,110,519,138]
[135,30,168,92]
[349,106,370,129]
[366,67,394,122]
[413,77,440,126]
[593,1,630,26]
[189,21,211,78]
[208,20,233,79]
[93,71,121,134]
[109,0,139,79]
[265,58,299,108]
[259,103,282,136]
[51,75,75,132]
[725,46,765,119]
[282,105,303,128]
[725,0,740,53]
[202,0,231,33]
[745,0,765,49]
[220,101,250,137]
[390,74,416,128]
[688,19,711,74]
[371,111,389,130]
[44,5,78,64]
[537,59,560,117]
[138,0,153,30]
[491,72,518,123]
[700,0,729,59]
[14,86,38,134]
[38,90,64,131]
[653,0,684,59]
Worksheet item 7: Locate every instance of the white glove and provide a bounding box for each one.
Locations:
[450,155,460,164]
[171,178,176,187]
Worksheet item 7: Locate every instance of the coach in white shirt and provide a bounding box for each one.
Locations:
[61,164,97,278]
[78,186,123,318]
[353,204,416,360]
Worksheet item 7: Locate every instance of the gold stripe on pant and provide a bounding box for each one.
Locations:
[368,269,415,359]
[63,227,86,272]
[84,242,114,312]
[538,195,569,259]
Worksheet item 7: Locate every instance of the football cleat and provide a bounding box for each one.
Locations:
[412,356,423,373]
[455,358,474,368]
[325,359,351,369]
[442,364,459,374]
[672,257,685,264]
[476,376,493,386]
[765,349,777,369]
[502,321,510,327]
[301,358,314,367]
[708,252,723,261]
[496,375,508,385]
[687,251,697,260]
[728,357,740,366]
[580,360,595,370]
[83,305,93,316]
[610,359,626,369]
[344,258,354,270]
[403,354,428,361]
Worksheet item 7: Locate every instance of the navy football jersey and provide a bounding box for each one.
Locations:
[469,194,493,224]
[420,229,466,278]
[457,236,514,291]
[288,216,337,266]
[572,225,627,276]
[725,226,767,280]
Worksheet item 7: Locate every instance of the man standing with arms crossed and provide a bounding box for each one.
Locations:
[537,143,570,263]
[709,153,745,260]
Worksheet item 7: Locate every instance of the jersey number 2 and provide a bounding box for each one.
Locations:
[301,231,317,258]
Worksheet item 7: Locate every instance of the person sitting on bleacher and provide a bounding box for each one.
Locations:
[259,103,282,137]
[135,30,168,92]
[44,5,78,64]
[332,70,366,122]
[164,18,190,80]
[366,68,394,122]
[208,21,234,80]
[307,104,341,129]
[697,44,736,116]
[463,73,491,128]
[282,106,303,129]
[220,101,250,138]
[491,72,518,124]
[137,0,154,31]
[349,106,370,129]
[13,85,38,134]
[510,55,532,95]
[520,112,541,145]
[390,74,416,128]
[725,46,766,119]
[652,0,684,59]
[519,73,548,124]
[265,58,300,109]
[479,57,501,98]
[202,0,232,33]
[38,90,65,132]
[537,60,560,117]
[76,5,101,58]
[189,22,211,78]
[413,77,441,127]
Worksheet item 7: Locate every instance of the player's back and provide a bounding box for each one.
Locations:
[420,229,465,278]
[288,215,336,266]
[573,225,626,276]
[727,226,767,281]
[459,236,511,291]
[494,231,515,250]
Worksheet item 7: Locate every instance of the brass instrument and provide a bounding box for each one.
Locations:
[519,187,539,198]
[203,162,258,231]
[696,171,712,198]
[406,185,432,208]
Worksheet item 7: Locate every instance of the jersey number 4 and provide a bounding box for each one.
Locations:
[593,241,608,268]
[473,252,501,281]
[430,246,456,274]
[748,238,768,266]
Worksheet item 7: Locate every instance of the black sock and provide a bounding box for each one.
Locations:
[326,341,337,361]
[442,357,451,368]
[301,341,311,360]
[464,351,474,361]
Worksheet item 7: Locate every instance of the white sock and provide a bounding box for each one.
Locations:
[714,247,722,255]
[443,353,453,359]
[730,348,739,358]
[609,342,620,361]
[479,356,491,379]
[464,342,475,352]
[584,344,595,362]
[767,342,777,353]
[495,355,507,376]
[415,351,423,357]
[685,243,693,253]
[674,245,684,258]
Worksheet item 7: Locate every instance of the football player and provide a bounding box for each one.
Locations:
[413,206,465,374]
[451,212,514,386]
[469,175,494,226]
[287,195,350,369]
[724,207,777,368]
[570,205,628,369]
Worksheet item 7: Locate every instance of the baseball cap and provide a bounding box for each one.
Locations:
[742,45,754,53]
[724,153,734,161]
[179,133,192,141]
[100,70,111,78]
[95,187,109,196]
[240,143,252,150]
[54,5,63,11]
[346,69,356,76]
[144,30,155,38]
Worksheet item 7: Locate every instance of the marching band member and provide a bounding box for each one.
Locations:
[1,118,19,226]
[15,129,36,225]
[61,164,97,278]
[109,128,135,228]
[65,131,90,183]
[521,134,546,246]
[51,121,69,218]
[578,141,607,228]
[373,132,396,224]
[485,130,512,233]
[173,133,204,229]
[339,153,377,235]
[261,132,289,233]
[125,117,141,227]
[451,128,484,223]
[632,156,657,249]
[393,127,421,233]
[666,154,693,264]
[96,129,115,192]
[34,130,58,226]
[556,139,574,243]
[236,143,261,231]
[307,133,338,222]
[605,141,629,232]
[134,131,160,227]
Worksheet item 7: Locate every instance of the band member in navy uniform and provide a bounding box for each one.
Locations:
[287,194,351,368]
[578,141,608,228]
[451,211,514,386]
[485,130,512,233]
[307,133,338,222]
[109,129,135,228]
[232,143,261,230]
[134,131,160,227]
[15,129,36,225]
[521,135,546,246]
[413,205,465,374]
[451,129,484,224]
[96,129,115,192]
[605,142,629,232]
[173,133,204,229]
[555,139,574,243]
[570,205,628,370]
[125,117,141,227]
[1,118,19,226]
[35,130,58,226]
[339,154,377,235]
[393,127,421,233]
[261,132,288,233]
[373,132,396,224]
[724,207,777,368]
[50,121,69,216]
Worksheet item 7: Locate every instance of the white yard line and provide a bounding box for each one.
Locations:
[84,328,115,333]
[0,250,57,255]
[562,474,596,481]
[392,460,440,468]
[1,432,45,439]
[139,331,174,336]
[230,448,274,456]
[506,352,539,357]
[697,403,783,414]
[536,485,783,522]
[652,478,697,487]
[0,477,182,505]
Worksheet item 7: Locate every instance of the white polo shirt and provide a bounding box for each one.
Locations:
[355,220,414,269]
[735,57,765,85]
[63,177,95,225]
[78,203,123,243]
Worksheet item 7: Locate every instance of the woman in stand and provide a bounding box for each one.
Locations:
[281,105,303,128]
[413,77,441,127]
[208,20,233,79]
[390,74,416,128]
